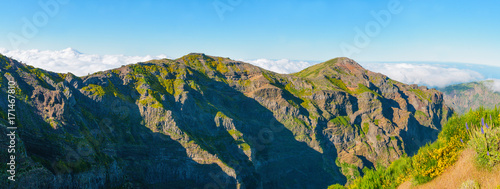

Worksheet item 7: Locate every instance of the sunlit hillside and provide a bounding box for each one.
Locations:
[333,107,500,189]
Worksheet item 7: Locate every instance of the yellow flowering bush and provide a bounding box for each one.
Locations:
[344,108,500,189]
[412,137,463,183]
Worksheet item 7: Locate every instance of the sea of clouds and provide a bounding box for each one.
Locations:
[241,58,316,74]
[361,63,485,88]
[1,48,497,89]
[0,48,168,76]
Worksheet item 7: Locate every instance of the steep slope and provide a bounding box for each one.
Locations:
[348,106,500,189]
[0,53,451,188]
[398,148,500,189]
[294,58,452,155]
[439,80,500,115]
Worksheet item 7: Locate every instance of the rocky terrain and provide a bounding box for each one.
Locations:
[0,53,451,188]
[439,80,500,115]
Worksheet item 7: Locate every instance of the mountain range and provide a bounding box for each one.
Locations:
[439,80,500,115]
[0,53,452,188]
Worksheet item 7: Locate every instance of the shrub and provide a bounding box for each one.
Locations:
[411,137,463,184]
[347,156,412,189]
[459,179,480,189]
[328,184,346,189]
[468,120,500,168]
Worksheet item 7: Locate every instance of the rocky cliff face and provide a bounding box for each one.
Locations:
[439,80,500,115]
[0,53,452,188]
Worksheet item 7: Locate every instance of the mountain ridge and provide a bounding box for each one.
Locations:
[0,53,452,188]
[439,80,500,115]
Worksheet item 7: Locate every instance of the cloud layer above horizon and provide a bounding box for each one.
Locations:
[362,63,484,88]
[0,48,489,88]
[485,79,500,93]
[241,59,316,74]
[247,60,485,88]
[0,48,168,76]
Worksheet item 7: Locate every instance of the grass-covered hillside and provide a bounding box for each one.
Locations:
[330,107,500,189]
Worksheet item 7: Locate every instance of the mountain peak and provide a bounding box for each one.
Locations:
[61,47,82,55]
[294,57,366,78]
[187,52,206,56]
[177,53,216,63]
[335,57,365,72]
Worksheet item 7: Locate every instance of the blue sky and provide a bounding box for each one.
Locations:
[1,0,500,66]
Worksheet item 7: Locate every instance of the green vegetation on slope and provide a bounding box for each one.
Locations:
[354,83,382,98]
[294,58,340,78]
[327,77,349,92]
[330,116,351,126]
[410,88,432,102]
[18,65,64,89]
[343,107,500,189]
[468,118,500,168]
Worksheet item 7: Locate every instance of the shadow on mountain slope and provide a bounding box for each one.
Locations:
[168,69,346,188]
[0,71,235,189]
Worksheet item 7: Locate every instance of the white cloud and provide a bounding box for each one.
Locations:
[244,60,486,88]
[241,58,315,74]
[485,79,500,93]
[0,48,169,76]
[0,48,488,88]
[362,63,484,88]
